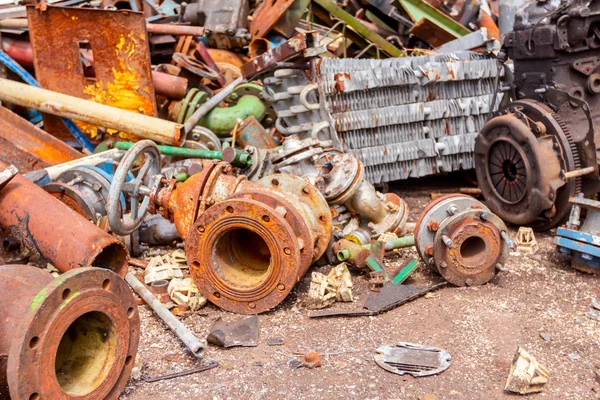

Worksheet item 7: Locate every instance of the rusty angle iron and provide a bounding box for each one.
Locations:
[0,265,140,400]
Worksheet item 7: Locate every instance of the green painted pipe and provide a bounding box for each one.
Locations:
[363,235,415,251]
[200,95,267,137]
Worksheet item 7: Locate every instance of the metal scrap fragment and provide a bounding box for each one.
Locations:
[207,316,260,348]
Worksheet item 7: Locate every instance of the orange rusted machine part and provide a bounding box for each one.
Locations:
[0,106,82,172]
[152,160,332,314]
[0,265,139,400]
[0,161,129,276]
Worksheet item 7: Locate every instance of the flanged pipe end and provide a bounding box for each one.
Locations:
[7,267,140,400]
[186,198,302,314]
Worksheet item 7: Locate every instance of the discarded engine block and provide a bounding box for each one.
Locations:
[0,265,139,400]
[414,194,512,286]
[476,0,600,230]
[260,44,504,184]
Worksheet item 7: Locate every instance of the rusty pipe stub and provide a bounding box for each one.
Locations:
[0,163,129,276]
[414,195,510,286]
[184,172,331,314]
[0,265,140,400]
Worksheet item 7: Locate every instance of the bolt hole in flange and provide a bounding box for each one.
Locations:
[459,236,488,269]
[54,311,117,397]
[213,228,272,289]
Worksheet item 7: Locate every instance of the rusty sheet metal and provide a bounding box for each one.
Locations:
[0,106,82,173]
[241,32,318,79]
[0,160,129,276]
[0,265,139,400]
[27,6,157,140]
[250,0,295,39]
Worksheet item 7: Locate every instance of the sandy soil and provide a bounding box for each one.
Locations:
[121,176,600,400]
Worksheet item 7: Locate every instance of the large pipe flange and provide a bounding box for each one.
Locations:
[415,195,510,286]
[186,198,302,314]
[475,100,578,230]
[0,265,139,400]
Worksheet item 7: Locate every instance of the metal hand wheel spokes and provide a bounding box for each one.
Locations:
[108,140,161,236]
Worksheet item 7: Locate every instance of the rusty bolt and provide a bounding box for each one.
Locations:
[424,244,434,256]
[214,292,221,298]
[222,164,232,173]
[427,221,439,232]
[284,248,292,255]
[206,198,215,206]
[302,187,310,195]
[465,278,474,286]
[248,302,256,309]
[440,262,448,269]
[197,225,205,233]
[277,284,285,291]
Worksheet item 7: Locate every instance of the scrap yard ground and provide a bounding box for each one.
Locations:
[123,176,600,400]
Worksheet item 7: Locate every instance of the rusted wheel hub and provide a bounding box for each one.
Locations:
[0,265,140,400]
[475,100,578,230]
[415,195,510,286]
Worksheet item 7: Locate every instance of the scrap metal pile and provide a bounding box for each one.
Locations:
[0,0,599,398]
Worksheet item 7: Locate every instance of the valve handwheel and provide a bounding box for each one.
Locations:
[108,140,162,236]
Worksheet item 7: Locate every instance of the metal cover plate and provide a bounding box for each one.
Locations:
[375,342,451,377]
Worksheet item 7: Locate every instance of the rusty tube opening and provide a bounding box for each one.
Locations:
[91,243,128,274]
[213,228,272,289]
[459,236,488,268]
[54,311,117,397]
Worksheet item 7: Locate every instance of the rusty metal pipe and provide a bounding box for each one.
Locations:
[0,265,139,400]
[0,18,205,36]
[0,78,184,145]
[152,71,188,100]
[0,160,129,276]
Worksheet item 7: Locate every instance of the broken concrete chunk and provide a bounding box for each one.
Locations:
[207,316,259,348]
[505,348,549,394]
[167,278,207,311]
[305,264,354,309]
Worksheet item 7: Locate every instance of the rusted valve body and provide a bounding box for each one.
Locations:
[0,161,129,276]
[414,195,510,287]
[0,265,139,400]
[153,160,332,314]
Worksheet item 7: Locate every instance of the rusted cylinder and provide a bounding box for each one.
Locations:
[0,37,33,68]
[0,78,184,145]
[0,160,129,276]
[156,161,332,314]
[0,265,140,400]
[414,194,510,287]
[152,71,188,100]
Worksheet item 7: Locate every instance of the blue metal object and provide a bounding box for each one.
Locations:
[555,196,600,274]
[0,49,95,153]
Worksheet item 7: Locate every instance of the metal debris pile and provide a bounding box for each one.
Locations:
[1,0,599,398]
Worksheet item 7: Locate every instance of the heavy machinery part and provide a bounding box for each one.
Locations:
[138,214,180,246]
[475,99,579,230]
[181,0,251,49]
[0,160,129,275]
[27,6,158,140]
[555,196,600,275]
[414,194,511,287]
[125,272,204,357]
[262,47,505,184]
[44,164,124,227]
[0,78,184,145]
[0,265,139,400]
[235,115,278,149]
[188,126,222,151]
[185,173,331,314]
[108,140,162,236]
[476,0,600,230]
[0,106,82,173]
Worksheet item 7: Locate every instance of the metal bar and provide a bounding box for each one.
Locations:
[0,106,83,172]
[142,361,219,382]
[312,0,405,58]
[125,272,205,358]
[41,149,124,180]
[115,141,222,159]
[399,0,470,39]
[0,50,95,152]
[0,78,184,145]
[563,166,596,180]
[183,76,244,134]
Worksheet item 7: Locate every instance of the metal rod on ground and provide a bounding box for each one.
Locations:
[0,50,95,153]
[183,76,245,134]
[125,272,205,358]
[0,18,205,36]
[0,78,184,145]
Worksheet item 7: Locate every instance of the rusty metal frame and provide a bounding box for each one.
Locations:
[27,6,157,140]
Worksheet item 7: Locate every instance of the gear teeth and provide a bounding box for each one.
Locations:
[553,112,582,194]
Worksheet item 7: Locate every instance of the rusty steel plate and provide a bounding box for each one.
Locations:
[27,6,157,140]
[250,0,295,39]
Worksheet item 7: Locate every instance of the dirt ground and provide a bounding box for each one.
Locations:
[121,175,600,400]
